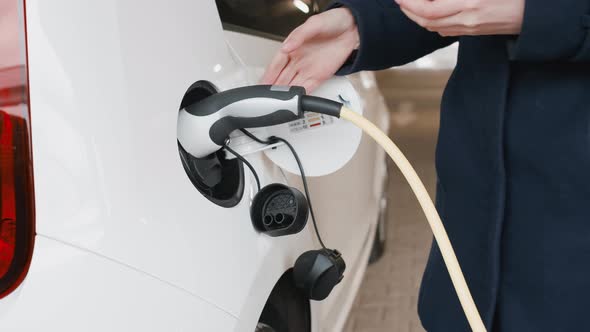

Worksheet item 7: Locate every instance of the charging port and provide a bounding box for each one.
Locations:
[263,215,274,227]
[250,184,309,237]
[178,81,244,208]
[275,213,285,224]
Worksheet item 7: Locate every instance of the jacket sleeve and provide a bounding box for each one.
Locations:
[328,0,457,75]
[508,0,590,61]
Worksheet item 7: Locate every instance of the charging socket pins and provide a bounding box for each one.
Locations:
[250,184,309,237]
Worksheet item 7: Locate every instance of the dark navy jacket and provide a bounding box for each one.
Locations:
[332,0,590,331]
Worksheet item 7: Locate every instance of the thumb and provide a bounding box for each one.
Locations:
[281,16,322,53]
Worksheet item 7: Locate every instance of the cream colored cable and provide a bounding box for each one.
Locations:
[340,107,486,332]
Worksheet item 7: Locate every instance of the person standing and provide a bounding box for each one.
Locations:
[262,1,590,331]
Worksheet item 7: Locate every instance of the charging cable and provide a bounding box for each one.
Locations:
[338,106,486,332]
[224,105,484,331]
[224,144,262,191]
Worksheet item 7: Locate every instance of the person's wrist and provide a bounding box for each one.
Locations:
[336,7,359,50]
[344,26,360,51]
[339,26,360,69]
[350,26,360,50]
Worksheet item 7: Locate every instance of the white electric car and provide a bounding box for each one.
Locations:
[0,1,390,331]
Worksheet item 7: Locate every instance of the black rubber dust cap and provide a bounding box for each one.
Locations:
[250,183,309,237]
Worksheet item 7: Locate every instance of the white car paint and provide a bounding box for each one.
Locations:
[0,0,390,331]
[0,236,237,331]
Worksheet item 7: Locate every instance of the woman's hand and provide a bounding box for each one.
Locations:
[260,8,360,93]
[396,0,525,37]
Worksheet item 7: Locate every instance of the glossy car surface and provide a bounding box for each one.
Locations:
[0,1,390,331]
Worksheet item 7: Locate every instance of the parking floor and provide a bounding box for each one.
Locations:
[344,108,440,332]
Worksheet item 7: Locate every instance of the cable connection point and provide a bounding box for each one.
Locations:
[300,95,343,118]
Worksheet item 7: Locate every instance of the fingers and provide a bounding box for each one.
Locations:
[422,11,474,30]
[437,29,465,37]
[400,7,430,28]
[401,7,473,32]
[396,0,464,20]
[260,51,289,85]
[289,73,307,89]
[287,71,321,94]
[302,78,320,94]
[282,16,322,53]
[437,24,509,37]
[261,58,322,93]
[262,15,322,85]
[274,59,298,86]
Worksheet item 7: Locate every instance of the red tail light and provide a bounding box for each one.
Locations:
[0,0,35,299]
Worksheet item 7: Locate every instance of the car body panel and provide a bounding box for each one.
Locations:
[0,236,237,331]
[10,0,391,330]
[26,0,291,318]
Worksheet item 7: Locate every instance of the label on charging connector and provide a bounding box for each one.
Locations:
[264,76,364,177]
[226,113,337,159]
[288,112,336,133]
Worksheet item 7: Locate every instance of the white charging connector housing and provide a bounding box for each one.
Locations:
[226,77,364,177]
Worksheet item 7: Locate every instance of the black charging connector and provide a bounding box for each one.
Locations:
[250,184,309,237]
[239,129,346,302]
[240,129,329,249]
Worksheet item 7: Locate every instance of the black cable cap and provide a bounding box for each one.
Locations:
[250,184,309,237]
[293,248,346,301]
